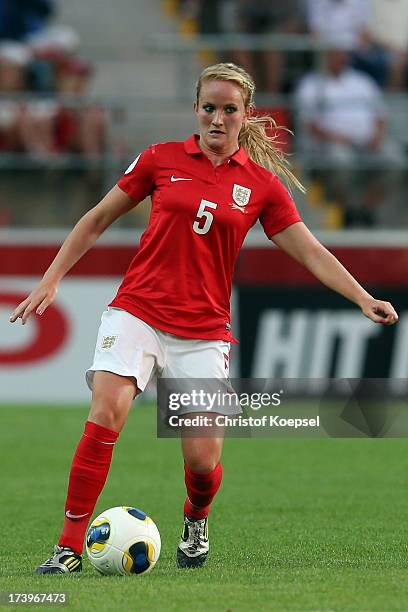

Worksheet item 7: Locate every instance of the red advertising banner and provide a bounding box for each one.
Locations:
[1,231,407,400]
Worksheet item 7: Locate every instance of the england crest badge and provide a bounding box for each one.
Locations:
[232,184,251,213]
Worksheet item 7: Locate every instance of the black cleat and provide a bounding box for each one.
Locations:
[176,516,209,568]
[35,545,82,574]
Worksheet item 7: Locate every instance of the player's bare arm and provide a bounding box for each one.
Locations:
[9,185,135,325]
[272,222,398,326]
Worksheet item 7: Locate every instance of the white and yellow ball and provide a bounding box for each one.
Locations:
[86,506,161,576]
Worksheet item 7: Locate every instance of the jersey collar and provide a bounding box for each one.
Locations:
[184,134,248,166]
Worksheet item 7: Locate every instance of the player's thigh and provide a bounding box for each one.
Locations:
[88,370,138,432]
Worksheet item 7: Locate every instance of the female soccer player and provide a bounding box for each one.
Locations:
[10,63,398,573]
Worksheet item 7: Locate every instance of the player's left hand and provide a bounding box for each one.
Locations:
[361,298,398,325]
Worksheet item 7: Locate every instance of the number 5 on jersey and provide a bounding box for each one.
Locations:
[193,199,217,235]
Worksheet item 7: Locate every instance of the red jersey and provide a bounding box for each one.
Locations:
[111,134,301,342]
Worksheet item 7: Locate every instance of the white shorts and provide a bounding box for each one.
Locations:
[86,308,231,394]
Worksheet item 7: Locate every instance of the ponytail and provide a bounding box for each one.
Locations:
[239,115,305,193]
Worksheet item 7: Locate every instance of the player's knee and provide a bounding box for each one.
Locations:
[89,407,122,432]
[90,394,129,432]
[90,371,136,431]
[185,455,219,474]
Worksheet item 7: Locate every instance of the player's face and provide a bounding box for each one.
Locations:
[195,80,247,153]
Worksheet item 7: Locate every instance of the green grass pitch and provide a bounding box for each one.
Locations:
[1,404,408,611]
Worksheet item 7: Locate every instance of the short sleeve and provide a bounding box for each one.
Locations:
[117,146,156,202]
[259,175,302,239]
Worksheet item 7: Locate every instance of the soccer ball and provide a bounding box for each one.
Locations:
[86,506,161,576]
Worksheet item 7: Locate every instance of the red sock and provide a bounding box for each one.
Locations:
[58,421,119,554]
[184,462,223,520]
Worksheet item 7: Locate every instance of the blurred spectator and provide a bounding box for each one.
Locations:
[19,57,105,162]
[28,25,81,91]
[0,42,30,152]
[54,58,106,159]
[368,0,408,90]
[15,26,79,160]
[296,49,404,225]
[29,23,80,57]
[0,42,29,91]
[296,50,389,159]
[227,1,304,92]
[305,0,370,49]
[15,21,105,162]
[0,0,54,41]
[304,0,389,87]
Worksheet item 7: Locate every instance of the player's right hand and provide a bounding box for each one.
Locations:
[9,281,58,325]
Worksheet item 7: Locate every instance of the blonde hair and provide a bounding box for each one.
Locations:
[196,62,305,193]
